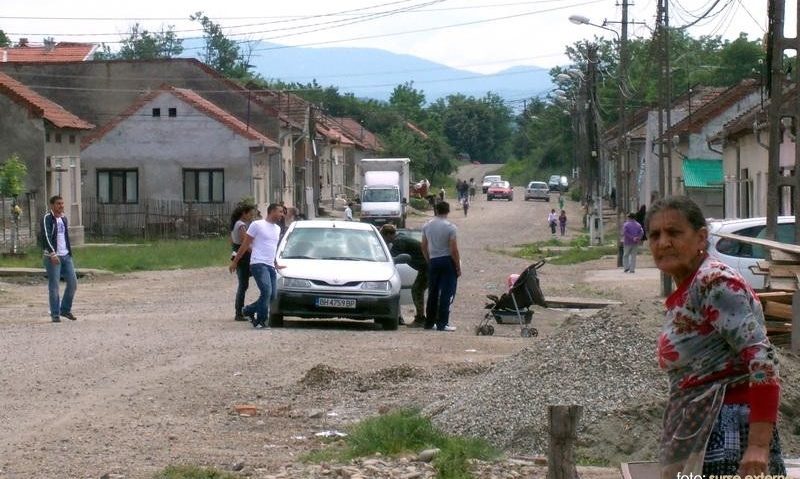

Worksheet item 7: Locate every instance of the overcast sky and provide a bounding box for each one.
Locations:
[0,0,786,75]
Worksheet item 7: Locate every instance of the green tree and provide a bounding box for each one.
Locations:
[0,30,10,48]
[117,23,183,59]
[0,153,28,254]
[431,92,513,163]
[191,12,251,79]
[389,82,426,123]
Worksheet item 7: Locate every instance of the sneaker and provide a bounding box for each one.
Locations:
[51,316,61,323]
[234,314,248,322]
[623,269,629,273]
[407,320,425,328]
[398,316,406,326]
[254,323,264,329]
[443,325,457,331]
[61,312,77,321]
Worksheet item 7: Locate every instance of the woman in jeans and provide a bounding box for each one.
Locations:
[230,203,257,321]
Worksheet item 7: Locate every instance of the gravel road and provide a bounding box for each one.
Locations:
[0,164,668,479]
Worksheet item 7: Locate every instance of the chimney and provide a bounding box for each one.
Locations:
[17,38,29,47]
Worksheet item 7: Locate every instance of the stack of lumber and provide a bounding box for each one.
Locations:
[715,232,800,350]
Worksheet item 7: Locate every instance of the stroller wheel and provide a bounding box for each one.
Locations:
[530,327,539,337]
[475,325,483,336]
[486,325,495,336]
[521,327,532,338]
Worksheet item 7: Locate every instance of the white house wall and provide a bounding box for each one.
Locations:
[82,93,265,207]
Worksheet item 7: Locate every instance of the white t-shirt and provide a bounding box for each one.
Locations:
[245,219,281,266]
[344,206,353,221]
[55,217,69,256]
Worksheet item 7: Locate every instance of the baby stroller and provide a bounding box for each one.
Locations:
[476,260,547,337]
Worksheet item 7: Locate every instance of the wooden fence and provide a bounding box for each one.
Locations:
[82,198,236,241]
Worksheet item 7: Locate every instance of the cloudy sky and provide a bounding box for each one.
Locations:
[0,0,784,74]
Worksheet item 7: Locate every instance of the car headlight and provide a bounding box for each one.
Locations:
[282,277,313,289]
[361,281,390,291]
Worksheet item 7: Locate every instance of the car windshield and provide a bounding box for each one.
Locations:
[363,188,399,203]
[483,176,501,183]
[549,175,560,183]
[281,228,389,262]
[491,181,508,188]
[529,182,547,189]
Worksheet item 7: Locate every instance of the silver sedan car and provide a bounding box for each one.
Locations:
[271,220,413,330]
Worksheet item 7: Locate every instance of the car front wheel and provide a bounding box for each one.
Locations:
[379,315,399,331]
[269,312,284,327]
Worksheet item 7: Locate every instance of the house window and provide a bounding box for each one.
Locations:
[55,133,62,143]
[152,108,161,117]
[97,169,138,204]
[183,169,224,203]
[45,132,51,142]
[168,107,177,117]
[69,135,76,144]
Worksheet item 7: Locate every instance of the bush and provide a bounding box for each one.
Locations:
[409,197,430,211]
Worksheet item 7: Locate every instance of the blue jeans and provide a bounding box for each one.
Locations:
[623,243,639,272]
[44,254,77,319]
[243,263,276,324]
[234,252,251,316]
[425,256,458,330]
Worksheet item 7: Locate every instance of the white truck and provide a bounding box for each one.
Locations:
[358,158,411,228]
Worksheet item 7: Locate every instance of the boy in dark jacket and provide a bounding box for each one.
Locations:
[41,195,78,322]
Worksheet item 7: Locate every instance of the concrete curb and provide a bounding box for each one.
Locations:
[0,267,113,278]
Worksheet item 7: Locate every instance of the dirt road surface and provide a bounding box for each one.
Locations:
[0,165,656,478]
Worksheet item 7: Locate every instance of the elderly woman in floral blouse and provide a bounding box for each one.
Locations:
[645,196,785,478]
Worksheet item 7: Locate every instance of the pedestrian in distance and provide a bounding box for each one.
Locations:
[468,178,476,200]
[41,195,78,322]
[558,192,565,211]
[622,212,644,273]
[547,209,558,236]
[646,196,785,478]
[461,195,470,217]
[229,203,286,329]
[344,202,354,221]
[438,187,445,202]
[634,204,648,241]
[380,224,428,327]
[421,201,461,332]
[229,203,257,321]
[558,209,567,236]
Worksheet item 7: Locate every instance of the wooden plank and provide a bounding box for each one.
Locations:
[758,291,795,304]
[770,249,800,263]
[715,232,800,255]
[765,301,794,321]
[544,296,623,309]
[749,264,769,276]
[793,290,800,353]
[768,263,800,277]
[767,277,799,291]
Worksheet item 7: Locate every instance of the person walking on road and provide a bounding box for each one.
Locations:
[421,201,461,332]
[558,209,567,236]
[230,203,285,329]
[41,195,78,323]
[548,209,558,236]
[380,224,428,327]
[622,212,644,273]
[230,203,257,321]
[344,202,354,221]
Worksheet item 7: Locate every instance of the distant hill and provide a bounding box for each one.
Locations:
[184,40,554,103]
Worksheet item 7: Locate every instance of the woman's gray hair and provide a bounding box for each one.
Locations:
[643,196,707,233]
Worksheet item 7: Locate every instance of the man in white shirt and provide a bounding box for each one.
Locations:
[344,202,354,221]
[41,195,78,322]
[230,204,285,328]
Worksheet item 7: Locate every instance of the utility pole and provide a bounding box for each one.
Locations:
[656,0,674,296]
[766,0,799,243]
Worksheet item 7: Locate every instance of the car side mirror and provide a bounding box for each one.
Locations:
[393,253,411,265]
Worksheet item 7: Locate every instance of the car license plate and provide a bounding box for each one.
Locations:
[316,297,356,309]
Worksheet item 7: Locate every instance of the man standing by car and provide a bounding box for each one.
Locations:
[421,201,461,331]
[42,195,78,323]
[380,224,427,327]
[230,204,285,328]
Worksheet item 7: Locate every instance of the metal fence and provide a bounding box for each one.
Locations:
[83,198,237,241]
[0,194,40,252]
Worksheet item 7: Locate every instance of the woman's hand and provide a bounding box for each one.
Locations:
[738,444,769,476]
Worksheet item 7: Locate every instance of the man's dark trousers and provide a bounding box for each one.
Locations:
[424,256,457,330]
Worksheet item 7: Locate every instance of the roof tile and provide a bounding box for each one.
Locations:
[1,42,97,62]
[0,72,94,129]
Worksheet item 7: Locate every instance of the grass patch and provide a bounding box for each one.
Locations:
[508,234,617,265]
[153,465,238,479]
[0,238,230,273]
[302,408,499,478]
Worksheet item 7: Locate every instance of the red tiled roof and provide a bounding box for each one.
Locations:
[404,121,429,140]
[82,86,278,149]
[317,120,355,146]
[1,42,97,62]
[666,79,759,136]
[0,72,94,129]
[335,117,383,151]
